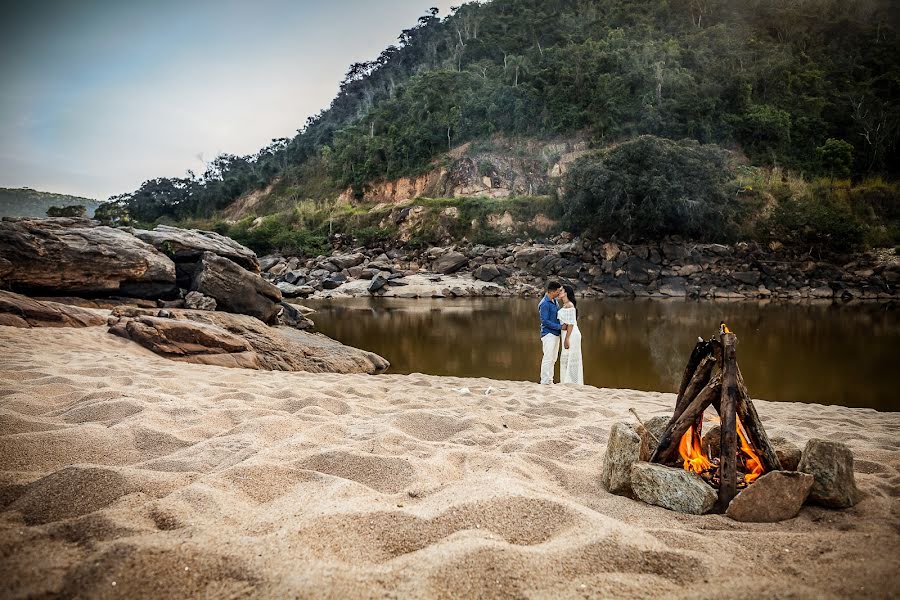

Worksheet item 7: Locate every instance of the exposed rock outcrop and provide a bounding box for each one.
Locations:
[131,224,260,272]
[108,307,389,374]
[190,252,281,323]
[0,290,106,328]
[0,217,176,298]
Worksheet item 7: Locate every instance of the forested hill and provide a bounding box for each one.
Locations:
[112,0,898,232]
[0,188,101,218]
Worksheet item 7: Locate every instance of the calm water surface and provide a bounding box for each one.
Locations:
[305,298,899,411]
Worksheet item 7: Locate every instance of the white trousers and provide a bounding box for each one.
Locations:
[540,333,560,385]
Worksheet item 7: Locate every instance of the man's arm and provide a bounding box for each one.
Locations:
[540,301,561,332]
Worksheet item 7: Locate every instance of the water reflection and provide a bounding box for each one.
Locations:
[304,297,899,411]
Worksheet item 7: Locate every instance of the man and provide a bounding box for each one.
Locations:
[539,281,563,384]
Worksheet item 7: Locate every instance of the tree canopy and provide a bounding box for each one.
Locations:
[111,0,899,223]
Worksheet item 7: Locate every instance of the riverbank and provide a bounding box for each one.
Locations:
[1,325,898,598]
[261,238,900,302]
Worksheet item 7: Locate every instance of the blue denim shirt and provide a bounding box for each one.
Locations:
[539,294,561,337]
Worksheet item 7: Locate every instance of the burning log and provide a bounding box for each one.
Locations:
[718,331,739,511]
[651,371,722,465]
[735,366,782,472]
[672,340,718,420]
[650,324,782,514]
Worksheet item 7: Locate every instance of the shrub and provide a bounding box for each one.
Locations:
[765,197,866,253]
[562,136,740,240]
[47,205,86,218]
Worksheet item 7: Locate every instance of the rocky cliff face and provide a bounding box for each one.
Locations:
[336,139,589,204]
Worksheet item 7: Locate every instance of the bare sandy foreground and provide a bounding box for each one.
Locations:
[0,325,898,599]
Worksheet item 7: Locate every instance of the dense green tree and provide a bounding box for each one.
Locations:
[46,205,86,217]
[562,136,740,240]
[112,0,900,223]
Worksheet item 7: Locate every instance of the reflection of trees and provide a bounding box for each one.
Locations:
[306,298,899,410]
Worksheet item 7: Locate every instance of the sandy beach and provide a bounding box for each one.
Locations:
[1,324,898,599]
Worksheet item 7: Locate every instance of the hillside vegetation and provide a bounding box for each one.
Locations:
[0,188,101,218]
[101,0,899,254]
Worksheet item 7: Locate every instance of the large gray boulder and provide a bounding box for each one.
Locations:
[798,439,861,508]
[600,423,648,497]
[190,252,281,323]
[630,462,717,514]
[328,253,365,270]
[473,264,501,282]
[131,224,259,272]
[726,471,814,522]
[0,217,176,298]
[433,251,469,274]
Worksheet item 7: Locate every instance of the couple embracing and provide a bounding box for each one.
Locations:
[538,281,584,385]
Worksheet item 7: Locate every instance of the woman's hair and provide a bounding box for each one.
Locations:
[563,284,577,308]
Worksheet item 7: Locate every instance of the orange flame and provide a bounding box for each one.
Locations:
[737,417,764,483]
[678,425,711,474]
[677,418,765,483]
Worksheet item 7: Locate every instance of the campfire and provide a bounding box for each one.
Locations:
[648,323,782,511]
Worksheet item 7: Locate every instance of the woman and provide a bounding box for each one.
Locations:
[557,284,584,385]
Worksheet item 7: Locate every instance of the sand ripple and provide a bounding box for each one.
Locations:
[1,325,899,598]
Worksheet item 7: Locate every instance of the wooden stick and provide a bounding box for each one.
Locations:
[628,408,659,444]
[717,332,739,512]
[673,339,716,415]
[672,354,717,422]
[735,366,782,472]
[650,372,722,465]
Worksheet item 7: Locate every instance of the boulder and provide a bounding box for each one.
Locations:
[630,462,717,514]
[473,264,501,282]
[0,290,107,328]
[433,251,469,274]
[108,314,260,369]
[770,437,803,472]
[599,242,620,262]
[513,247,549,267]
[258,255,282,272]
[368,271,391,293]
[277,301,314,331]
[130,224,259,272]
[108,307,389,374]
[190,252,281,323]
[0,217,176,298]
[726,471,814,522]
[798,439,861,508]
[657,277,688,297]
[732,271,761,286]
[600,423,648,498]
[636,415,671,457]
[183,291,216,311]
[276,282,313,298]
[328,253,365,270]
[322,273,347,290]
[625,257,658,284]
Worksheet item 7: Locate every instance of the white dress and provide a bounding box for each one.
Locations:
[558,305,584,385]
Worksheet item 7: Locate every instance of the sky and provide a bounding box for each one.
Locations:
[0,0,458,200]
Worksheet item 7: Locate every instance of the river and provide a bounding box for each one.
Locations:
[304,297,899,411]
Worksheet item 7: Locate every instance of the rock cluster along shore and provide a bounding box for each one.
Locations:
[0,217,302,327]
[0,217,390,374]
[260,235,899,301]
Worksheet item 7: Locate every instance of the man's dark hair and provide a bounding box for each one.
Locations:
[546,281,562,291]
